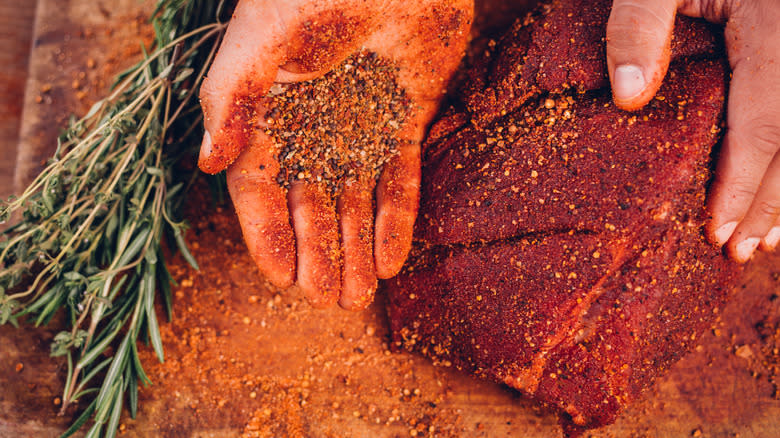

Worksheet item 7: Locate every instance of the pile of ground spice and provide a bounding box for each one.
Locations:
[265,50,411,193]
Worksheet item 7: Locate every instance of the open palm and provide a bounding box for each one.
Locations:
[198,0,473,309]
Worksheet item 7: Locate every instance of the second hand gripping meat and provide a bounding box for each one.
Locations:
[386,0,740,434]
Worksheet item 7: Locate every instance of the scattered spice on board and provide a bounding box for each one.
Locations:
[742,290,780,399]
[265,50,412,194]
[131,185,470,437]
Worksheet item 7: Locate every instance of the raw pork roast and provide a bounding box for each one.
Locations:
[385,0,740,433]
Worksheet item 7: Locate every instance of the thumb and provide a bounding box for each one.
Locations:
[198,0,286,174]
[606,0,679,111]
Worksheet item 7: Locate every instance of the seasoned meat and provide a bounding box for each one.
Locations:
[385,0,740,433]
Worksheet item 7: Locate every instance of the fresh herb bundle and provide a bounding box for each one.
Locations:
[0,1,227,436]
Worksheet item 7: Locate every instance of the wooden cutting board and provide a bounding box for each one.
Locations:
[0,0,35,201]
[2,1,779,437]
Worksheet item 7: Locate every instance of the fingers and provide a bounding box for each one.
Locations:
[605,0,780,262]
[337,180,377,310]
[214,0,473,305]
[606,0,678,110]
[198,0,286,173]
[706,2,780,262]
[375,141,421,279]
[227,145,296,288]
[366,1,472,279]
[761,219,780,252]
[716,147,780,262]
[288,182,342,308]
[232,153,382,308]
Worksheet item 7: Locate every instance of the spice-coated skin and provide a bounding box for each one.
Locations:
[198,0,779,310]
[263,50,413,307]
[198,0,473,308]
[387,1,740,433]
[267,51,411,193]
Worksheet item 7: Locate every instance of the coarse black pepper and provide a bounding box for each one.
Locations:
[264,50,412,194]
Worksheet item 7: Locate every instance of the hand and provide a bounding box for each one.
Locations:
[606,0,780,263]
[198,0,472,308]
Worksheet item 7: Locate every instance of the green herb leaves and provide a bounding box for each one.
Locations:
[0,0,227,436]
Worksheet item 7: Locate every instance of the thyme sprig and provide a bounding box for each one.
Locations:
[0,1,227,436]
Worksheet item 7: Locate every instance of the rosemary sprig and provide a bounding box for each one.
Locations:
[0,1,228,436]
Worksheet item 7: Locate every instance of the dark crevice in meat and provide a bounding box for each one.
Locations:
[416,225,599,251]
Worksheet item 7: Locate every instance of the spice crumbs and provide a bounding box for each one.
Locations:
[265,50,412,194]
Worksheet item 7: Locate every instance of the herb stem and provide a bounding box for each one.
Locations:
[1,2,228,434]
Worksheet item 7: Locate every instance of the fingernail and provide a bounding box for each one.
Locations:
[613,65,646,101]
[713,221,737,246]
[763,226,780,250]
[735,237,760,262]
[200,130,213,159]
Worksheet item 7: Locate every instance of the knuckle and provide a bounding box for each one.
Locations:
[730,120,780,158]
[398,174,421,192]
[679,0,730,22]
[198,76,217,102]
[716,172,759,206]
[198,76,227,120]
[726,0,766,21]
[607,21,665,46]
[755,199,780,220]
[608,1,674,37]
[228,172,274,190]
[728,177,759,199]
[198,75,232,108]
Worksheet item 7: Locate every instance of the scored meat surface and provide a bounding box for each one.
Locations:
[385,0,741,433]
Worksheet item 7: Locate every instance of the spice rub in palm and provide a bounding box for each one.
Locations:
[266,50,411,195]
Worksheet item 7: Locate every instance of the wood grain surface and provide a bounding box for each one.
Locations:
[12,0,155,193]
[1,1,779,437]
[0,0,36,200]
